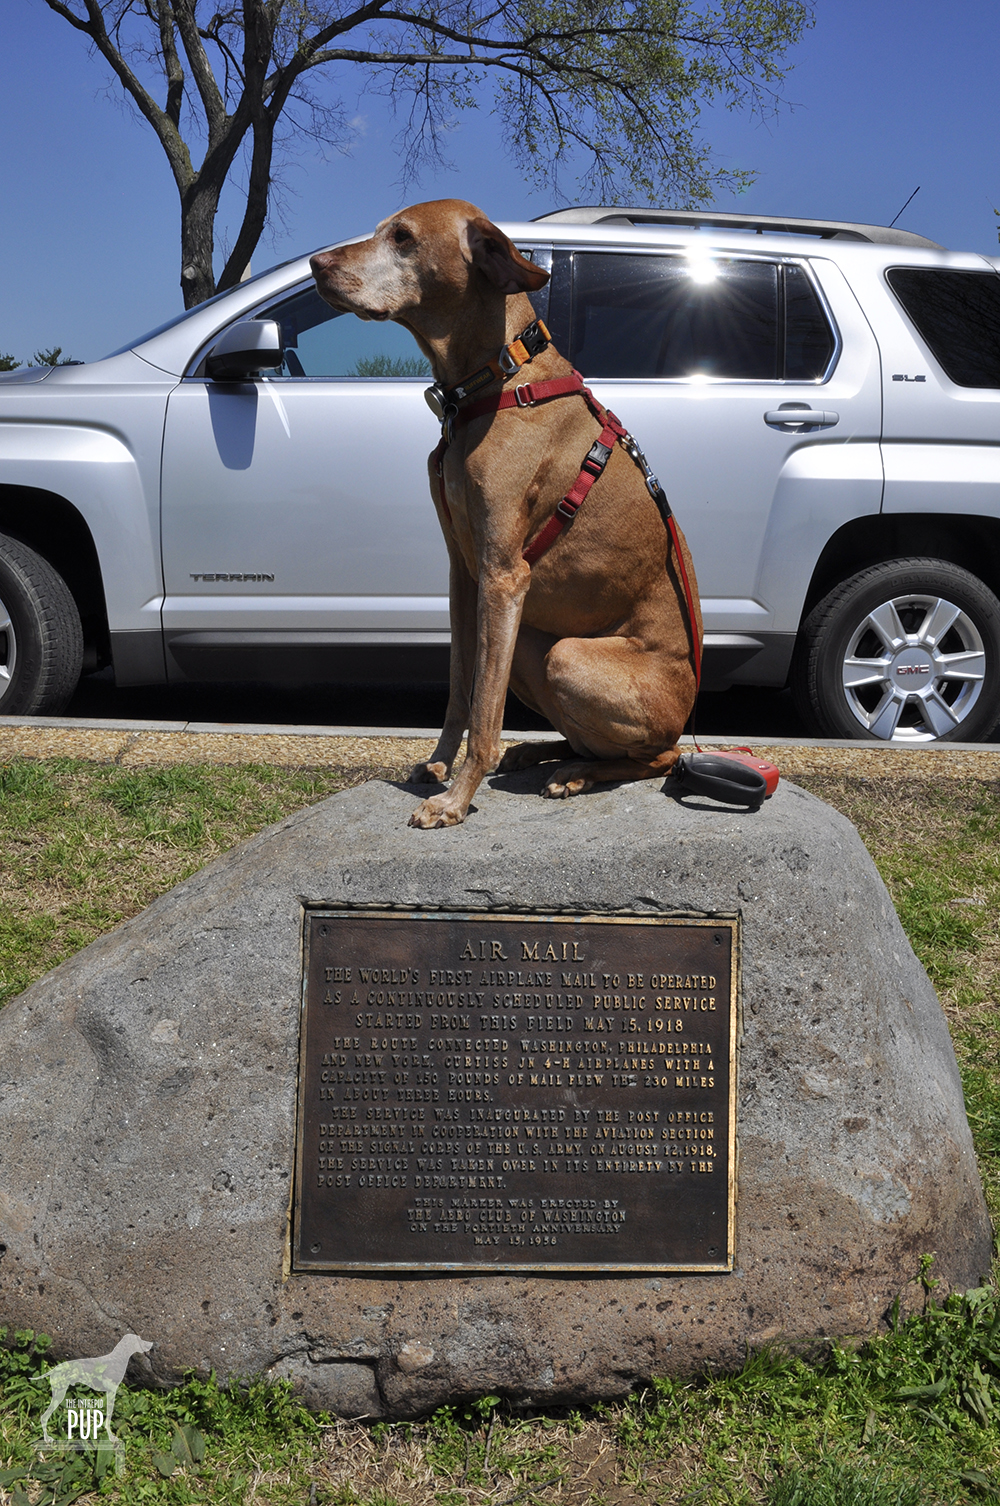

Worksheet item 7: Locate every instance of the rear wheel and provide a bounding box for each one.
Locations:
[0,533,83,715]
[793,558,1000,743]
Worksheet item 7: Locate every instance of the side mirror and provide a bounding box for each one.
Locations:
[206,320,284,380]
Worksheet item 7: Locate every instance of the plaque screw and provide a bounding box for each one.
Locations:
[310,1243,321,1254]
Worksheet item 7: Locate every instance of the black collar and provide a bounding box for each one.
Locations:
[424,318,551,420]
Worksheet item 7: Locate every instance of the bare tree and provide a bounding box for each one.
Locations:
[41,0,811,308]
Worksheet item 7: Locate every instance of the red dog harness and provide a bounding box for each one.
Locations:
[429,323,702,688]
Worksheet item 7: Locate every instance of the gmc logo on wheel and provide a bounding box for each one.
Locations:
[896,664,931,676]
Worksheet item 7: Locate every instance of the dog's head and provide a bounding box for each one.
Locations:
[310,200,549,328]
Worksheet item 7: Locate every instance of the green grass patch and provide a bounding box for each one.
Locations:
[0,755,410,1011]
[2,759,1000,1503]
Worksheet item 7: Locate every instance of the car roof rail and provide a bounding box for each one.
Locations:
[531,206,944,250]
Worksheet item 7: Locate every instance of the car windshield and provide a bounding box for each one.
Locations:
[100,256,305,358]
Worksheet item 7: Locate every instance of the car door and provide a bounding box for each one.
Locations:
[870,260,1000,514]
[548,247,884,687]
[159,283,449,682]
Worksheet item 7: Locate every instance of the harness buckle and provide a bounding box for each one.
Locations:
[499,344,523,376]
[514,384,534,407]
[583,440,613,473]
[556,498,581,521]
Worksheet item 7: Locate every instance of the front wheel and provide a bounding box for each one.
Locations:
[0,533,83,715]
[793,558,1000,743]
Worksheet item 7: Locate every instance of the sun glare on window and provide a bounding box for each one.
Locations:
[686,256,718,285]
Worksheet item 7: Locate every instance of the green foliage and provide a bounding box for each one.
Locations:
[0,1330,318,1504]
[0,352,20,371]
[151,1424,206,1478]
[41,0,812,314]
[30,346,77,367]
[351,354,431,377]
[768,1459,927,1505]
[614,1283,1000,1500]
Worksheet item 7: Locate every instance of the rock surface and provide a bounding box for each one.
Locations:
[0,773,991,1417]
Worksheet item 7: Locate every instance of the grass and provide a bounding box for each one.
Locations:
[2,757,1000,1504]
[0,756,409,1010]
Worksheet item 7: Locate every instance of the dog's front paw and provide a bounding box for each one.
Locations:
[408,795,466,829]
[543,763,595,799]
[408,760,450,785]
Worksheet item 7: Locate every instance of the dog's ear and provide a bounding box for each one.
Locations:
[464,217,550,294]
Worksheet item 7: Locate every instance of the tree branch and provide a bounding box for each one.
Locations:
[153,0,185,128]
[41,0,195,191]
[170,0,229,141]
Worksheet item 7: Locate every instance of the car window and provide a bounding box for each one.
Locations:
[784,265,836,380]
[569,253,780,379]
[886,268,1000,388]
[259,286,431,378]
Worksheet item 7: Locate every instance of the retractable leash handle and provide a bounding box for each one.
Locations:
[672,749,780,809]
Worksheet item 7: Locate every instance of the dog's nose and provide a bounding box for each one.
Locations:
[310,250,336,277]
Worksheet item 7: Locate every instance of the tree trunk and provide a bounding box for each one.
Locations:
[218,113,275,295]
[179,178,223,307]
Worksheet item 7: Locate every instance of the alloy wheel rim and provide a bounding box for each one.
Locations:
[841,592,986,742]
[0,595,15,704]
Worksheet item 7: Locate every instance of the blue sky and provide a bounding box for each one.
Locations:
[3,0,999,362]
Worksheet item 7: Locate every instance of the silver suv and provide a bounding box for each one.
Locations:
[3,206,1000,743]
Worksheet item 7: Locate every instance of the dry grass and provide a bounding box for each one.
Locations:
[308,1411,695,1506]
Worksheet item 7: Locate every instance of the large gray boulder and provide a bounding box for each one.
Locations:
[0,775,990,1418]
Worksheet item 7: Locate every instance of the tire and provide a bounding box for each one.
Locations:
[0,533,83,715]
[793,558,1000,743]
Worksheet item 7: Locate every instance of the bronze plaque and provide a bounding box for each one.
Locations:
[292,910,738,1273]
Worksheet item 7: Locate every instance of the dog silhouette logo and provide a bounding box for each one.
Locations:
[37,1333,153,1447]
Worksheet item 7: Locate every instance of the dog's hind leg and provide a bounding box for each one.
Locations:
[536,632,694,798]
[498,624,588,771]
[544,747,682,797]
[497,739,576,771]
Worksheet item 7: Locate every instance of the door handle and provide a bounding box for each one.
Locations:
[764,407,839,430]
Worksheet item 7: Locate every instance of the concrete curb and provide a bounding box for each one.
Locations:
[0,715,999,779]
[2,714,999,752]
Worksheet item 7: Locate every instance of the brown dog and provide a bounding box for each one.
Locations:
[311,199,701,829]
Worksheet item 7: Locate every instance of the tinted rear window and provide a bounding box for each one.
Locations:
[571,254,780,379]
[567,254,835,380]
[887,268,1000,387]
[785,264,836,380]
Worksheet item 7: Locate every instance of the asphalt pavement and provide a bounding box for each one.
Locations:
[63,669,809,741]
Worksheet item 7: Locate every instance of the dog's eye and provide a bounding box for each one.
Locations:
[393,226,415,246]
